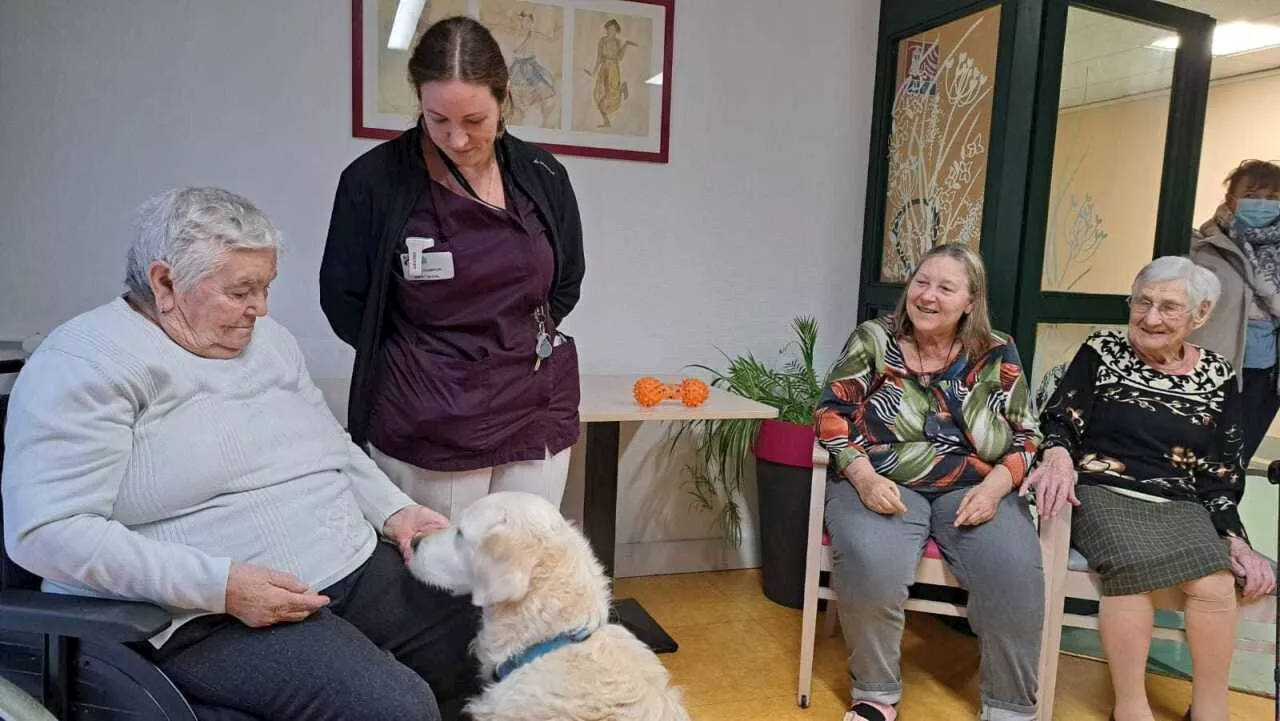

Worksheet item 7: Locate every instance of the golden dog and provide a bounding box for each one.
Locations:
[408,492,690,721]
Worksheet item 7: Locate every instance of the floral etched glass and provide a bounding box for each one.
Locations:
[880,5,1001,283]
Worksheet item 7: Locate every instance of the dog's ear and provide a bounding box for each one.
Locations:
[472,524,537,606]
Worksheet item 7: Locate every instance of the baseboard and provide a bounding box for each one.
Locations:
[612,536,761,578]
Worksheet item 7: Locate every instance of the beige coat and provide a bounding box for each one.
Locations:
[1189,213,1278,392]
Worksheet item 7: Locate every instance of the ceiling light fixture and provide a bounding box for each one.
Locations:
[387,0,427,50]
[1150,20,1280,57]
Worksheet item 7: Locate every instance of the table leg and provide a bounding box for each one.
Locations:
[581,421,678,654]
[582,421,619,576]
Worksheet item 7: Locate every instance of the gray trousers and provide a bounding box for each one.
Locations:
[825,479,1044,720]
[151,542,480,721]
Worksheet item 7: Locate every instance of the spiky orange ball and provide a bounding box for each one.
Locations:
[633,376,667,407]
[679,378,710,407]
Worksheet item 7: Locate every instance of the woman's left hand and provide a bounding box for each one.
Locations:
[954,467,1014,527]
[1229,537,1278,601]
[384,505,451,562]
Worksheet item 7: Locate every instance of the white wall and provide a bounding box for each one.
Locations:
[0,0,879,576]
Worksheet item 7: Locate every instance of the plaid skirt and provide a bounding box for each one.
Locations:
[1071,484,1231,596]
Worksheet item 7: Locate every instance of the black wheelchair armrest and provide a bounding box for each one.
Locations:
[0,589,172,642]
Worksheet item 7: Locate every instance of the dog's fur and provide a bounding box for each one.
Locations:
[407,491,691,721]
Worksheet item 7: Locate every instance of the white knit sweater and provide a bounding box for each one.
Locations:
[2,298,414,645]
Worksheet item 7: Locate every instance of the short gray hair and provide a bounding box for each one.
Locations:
[1131,255,1221,309]
[124,187,281,305]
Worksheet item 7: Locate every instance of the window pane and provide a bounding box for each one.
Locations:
[1040,6,1175,294]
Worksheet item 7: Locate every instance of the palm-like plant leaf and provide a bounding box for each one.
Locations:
[676,316,830,543]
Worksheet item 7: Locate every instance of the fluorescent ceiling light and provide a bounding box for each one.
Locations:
[387,0,427,50]
[1150,21,1280,56]
[645,73,663,86]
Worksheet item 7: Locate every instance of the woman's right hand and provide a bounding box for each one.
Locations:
[225,562,330,628]
[1020,446,1078,519]
[848,463,908,515]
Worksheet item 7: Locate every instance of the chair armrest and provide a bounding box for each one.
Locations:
[812,444,829,468]
[1037,502,1074,597]
[0,589,172,643]
[1036,502,1073,546]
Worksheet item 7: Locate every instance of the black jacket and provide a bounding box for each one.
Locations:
[320,126,585,445]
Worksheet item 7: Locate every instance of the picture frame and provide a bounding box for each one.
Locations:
[352,0,674,163]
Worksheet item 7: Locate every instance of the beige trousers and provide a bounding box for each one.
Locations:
[370,445,572,521]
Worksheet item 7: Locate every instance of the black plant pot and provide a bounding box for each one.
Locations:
[754,419,816,609]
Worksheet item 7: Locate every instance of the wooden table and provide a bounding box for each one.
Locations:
[578,374,778,653]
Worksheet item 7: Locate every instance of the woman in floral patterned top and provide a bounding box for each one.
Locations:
[1026,256,1276,721]
[814,244,1044,721]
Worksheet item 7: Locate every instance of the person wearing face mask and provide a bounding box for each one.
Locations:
[1190,159,1280,464]
[320,17,585,521]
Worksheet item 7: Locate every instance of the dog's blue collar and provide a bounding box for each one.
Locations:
[493,627,595,681]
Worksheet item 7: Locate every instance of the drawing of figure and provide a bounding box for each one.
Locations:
[505,10,558,126]
[586,19,638,128]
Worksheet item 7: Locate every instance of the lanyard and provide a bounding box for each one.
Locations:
[424,126,507,205]
[436,144,483,201]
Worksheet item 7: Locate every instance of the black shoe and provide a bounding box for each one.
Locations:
[846,702,894,721]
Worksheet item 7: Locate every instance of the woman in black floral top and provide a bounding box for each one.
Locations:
[1027,256,1276,721]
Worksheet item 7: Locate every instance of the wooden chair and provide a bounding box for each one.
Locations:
[797,442,1066,720]
[1041,505,1276,654]
[1032,362,1276,662]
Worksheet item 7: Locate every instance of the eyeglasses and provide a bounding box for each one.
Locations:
[1126,297,1189,320]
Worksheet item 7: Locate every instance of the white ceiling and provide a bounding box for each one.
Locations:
[1059,0,1280,108]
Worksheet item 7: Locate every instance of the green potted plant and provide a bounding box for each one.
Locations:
[674,316,832,609]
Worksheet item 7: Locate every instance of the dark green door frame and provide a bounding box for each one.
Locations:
[1010,0,1214,362]
[861,0,1047,327]
[862,0,1215,369]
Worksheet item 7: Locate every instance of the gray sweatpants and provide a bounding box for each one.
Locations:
[825,479,1044,721]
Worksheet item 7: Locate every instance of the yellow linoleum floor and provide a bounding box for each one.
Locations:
[613,570,1274,720]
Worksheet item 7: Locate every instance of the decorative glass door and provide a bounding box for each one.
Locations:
[860,0,1215,387]
[879,5,1001,284]
[860,0,1062,329]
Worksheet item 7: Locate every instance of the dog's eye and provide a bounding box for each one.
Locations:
[454,528,464,543]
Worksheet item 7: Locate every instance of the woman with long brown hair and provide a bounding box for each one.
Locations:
[321,16,586,522]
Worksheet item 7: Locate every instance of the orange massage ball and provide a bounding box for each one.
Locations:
[679,378,710,407]
[632,377,710,408]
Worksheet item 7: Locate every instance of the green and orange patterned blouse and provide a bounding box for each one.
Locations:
[815,317,1041,490]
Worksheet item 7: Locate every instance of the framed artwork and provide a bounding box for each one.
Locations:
[352,0,674,162]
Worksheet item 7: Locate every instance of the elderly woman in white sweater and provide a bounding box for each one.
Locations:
[2,188,478,721]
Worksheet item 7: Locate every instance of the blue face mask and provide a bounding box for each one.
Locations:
[1235,197,1280,229]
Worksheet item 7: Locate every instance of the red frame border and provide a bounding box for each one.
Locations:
[351,0,674,163]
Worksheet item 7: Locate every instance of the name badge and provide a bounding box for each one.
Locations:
[421,251,455,280]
